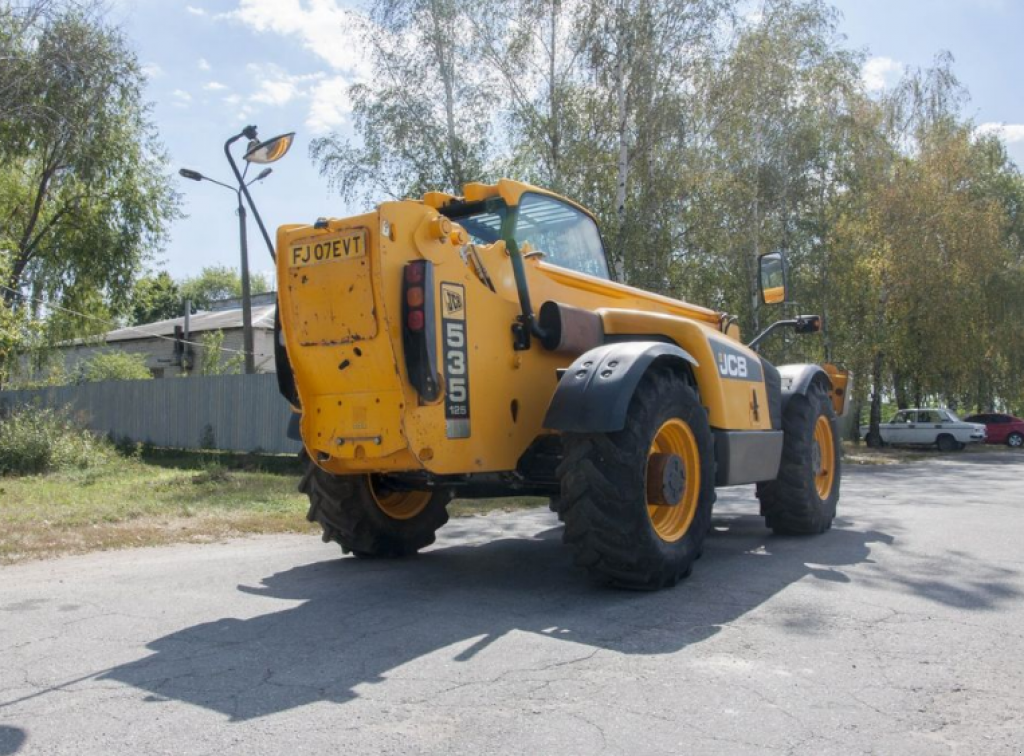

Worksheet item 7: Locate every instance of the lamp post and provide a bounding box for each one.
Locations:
[179,126,294,374]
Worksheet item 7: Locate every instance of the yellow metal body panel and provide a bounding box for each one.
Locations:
[276,179,813,479]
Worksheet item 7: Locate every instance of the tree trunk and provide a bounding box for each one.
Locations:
[893,370,908,410]
[867,350,885,447]
[612,1,629,283]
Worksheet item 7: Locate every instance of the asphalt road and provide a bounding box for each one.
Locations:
[2,452,1023,755]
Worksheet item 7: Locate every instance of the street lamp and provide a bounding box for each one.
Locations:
[179,125,293,375]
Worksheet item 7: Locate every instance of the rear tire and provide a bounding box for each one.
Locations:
[936,434,957,452]
[554,365,716,590]
[757,383,840,535]
[1008,432,1023,449]
[300,460,450,557]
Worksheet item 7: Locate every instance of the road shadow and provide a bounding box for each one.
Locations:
[0,726,26,756]
[101,512,906,721]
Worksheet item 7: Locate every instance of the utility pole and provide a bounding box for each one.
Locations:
[237,196,256,374]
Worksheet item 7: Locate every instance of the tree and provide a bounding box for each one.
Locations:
[178,266,271,313]
[309,0,496,204]
[197,330,244,376]
[0,3,179,324]
[130,272,183,325]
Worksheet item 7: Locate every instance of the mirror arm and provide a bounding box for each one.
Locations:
[747,314,821,352]
[747,319,797,352]
[499,208,547,349]
[224,131,277,262]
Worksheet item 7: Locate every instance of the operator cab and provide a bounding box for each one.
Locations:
[442,192,610,280]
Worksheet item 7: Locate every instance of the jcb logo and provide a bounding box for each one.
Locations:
[717,353,748,378]
[441,285,464,319]
[711,341,763,383]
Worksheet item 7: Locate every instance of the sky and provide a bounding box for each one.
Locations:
[114,0,1024,286]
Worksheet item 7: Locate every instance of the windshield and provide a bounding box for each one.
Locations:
[442,193,610,280]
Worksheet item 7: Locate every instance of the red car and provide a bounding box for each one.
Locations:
[963,413,1024,448]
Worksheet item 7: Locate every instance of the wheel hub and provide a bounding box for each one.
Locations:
[647,453,685,507]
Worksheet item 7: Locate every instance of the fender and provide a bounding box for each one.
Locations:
[543,341,698,433]
[778,364,832,410]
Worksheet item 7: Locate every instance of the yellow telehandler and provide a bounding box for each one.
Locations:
[274,179,850,589]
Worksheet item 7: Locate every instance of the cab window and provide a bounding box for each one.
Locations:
[514,193,610,279]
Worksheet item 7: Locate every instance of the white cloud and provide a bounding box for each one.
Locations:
[220,0,372,79]
[141,62,164,79]
[862,57,903,92]
[172,89,192,108]
[246,65,324,106]
[198,58,211,72]
[976,123,1024,144]
[203,81,229,92]
[305,76,352,134]
[186,5,207,16]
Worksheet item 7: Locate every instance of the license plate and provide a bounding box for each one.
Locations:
[288,230,367,268]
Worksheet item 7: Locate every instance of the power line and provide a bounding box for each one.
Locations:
[1,284,258,357]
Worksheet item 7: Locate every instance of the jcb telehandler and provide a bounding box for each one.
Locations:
[274,179,850,590]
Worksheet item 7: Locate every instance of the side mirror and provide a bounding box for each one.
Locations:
[758,252,787,305]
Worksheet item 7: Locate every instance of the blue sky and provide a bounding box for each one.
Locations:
[116,0,1024,286]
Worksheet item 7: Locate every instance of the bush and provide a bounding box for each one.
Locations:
[81,351,152,382]
[0,406,113,476]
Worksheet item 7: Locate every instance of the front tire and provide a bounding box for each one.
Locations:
[1008,432,1023,449]
[936,434,958,453]
[300,460,450,557]
[757,383,840,535]
[554,365,716,590]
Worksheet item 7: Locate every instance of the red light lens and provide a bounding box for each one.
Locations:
[408,310,425,332]
[405,263,425,284]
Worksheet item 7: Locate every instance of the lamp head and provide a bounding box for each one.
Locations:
[178,168,203,181]
[243,132,295,164]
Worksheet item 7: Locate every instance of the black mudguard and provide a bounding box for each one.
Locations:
[778,364,832,410]
[543,341,698,433]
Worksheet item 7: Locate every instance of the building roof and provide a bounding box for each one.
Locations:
[101,300,276,344]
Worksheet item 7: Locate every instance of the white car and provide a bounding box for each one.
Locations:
[860,408,986,451]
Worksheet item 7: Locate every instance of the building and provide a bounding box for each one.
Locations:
[49,292,278,379]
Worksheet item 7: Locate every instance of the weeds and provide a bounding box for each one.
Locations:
[0,406,114,475]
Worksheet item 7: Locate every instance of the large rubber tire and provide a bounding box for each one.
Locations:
[553,365,716,590]
[300,460,450,557]
[936,434,958,452]
[1007,432,1023,449]
[757,383,840,535]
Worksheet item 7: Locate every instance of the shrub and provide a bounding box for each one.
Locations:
[0,406,113,475]
[81,351,152,382]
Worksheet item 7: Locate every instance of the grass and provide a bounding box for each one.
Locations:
[0,449,548,566]
[841,439,1017,465]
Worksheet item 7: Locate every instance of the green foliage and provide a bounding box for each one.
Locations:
[309,0,495,203]
[0,405,113,476]
[311,0,1024,425]
[130,271,183,325]
[197,330,244,376]
[178,266,271,313]
[81,351,152,383]
[0,1,179,371]
[0,4,180,300]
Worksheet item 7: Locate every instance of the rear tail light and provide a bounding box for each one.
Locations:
[402,261,440,401]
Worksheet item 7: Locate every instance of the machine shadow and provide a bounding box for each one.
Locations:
[101,513,902,722]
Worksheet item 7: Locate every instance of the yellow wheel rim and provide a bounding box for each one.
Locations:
[369,478,432,520]
[813,415,836,500]
[646,419,701,543]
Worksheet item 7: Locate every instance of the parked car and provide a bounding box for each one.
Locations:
[962,413,1024,448]
[860,408,986,451]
